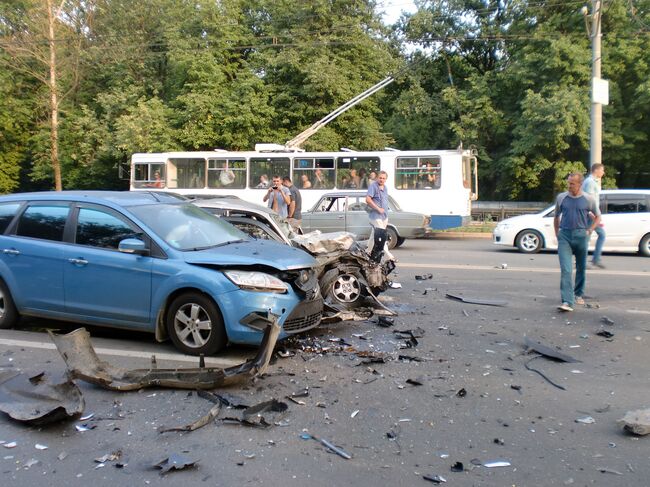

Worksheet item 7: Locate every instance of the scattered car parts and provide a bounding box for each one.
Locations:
[49,322,280,391]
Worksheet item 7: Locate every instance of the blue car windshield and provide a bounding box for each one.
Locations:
[131,203,249,250]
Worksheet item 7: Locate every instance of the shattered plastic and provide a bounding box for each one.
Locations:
[0,370,84,425]
[49,322,280,391]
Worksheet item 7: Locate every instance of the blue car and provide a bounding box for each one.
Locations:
[0,191,322,355]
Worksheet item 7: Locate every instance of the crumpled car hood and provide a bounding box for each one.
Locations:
[183,239,317,270]
[291,231,356,254]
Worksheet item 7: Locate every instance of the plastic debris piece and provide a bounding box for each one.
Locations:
[376,316,395,328]
[3,441,17,448]
[406,378,423,386]
[470,458,482,466]
[415,274,433,280]
[524,337,580,363]
[80,413,94,421]
[389,282,402,289]
[446,293,508,307]
[450,461,464,472]
[618,408,650,435]
[423,474,447,483]
[49,321,280,391]
[0,370,84,425]
[95,451,122,463]
[598,467,623,475]
[596,329,614,338]
[23,458,39,469]
[75,423,96,432]
[58,452,67,461]
[456,388,467,398]
[575,416,596,424]
[351,410,359,418]
[301,432,351,459]
[35,444,48,450]
[601,316,615,326]
[394,327,425,339]
[154,453,198,474]
[484,460,511,468]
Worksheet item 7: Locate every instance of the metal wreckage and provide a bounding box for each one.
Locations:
[0,202,397,428]
[194,196,397,316]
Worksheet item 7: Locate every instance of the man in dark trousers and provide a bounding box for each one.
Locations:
[365,170,394,262]
[283,176,302,232]
[553,172,601,312]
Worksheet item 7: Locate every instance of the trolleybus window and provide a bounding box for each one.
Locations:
[292,157,335,190]
[336,156,379,189]
[249,157,290,188]
[395,156,441,190]
[208,158,246,189]
[168,157,205,189]
[132,162,166,188]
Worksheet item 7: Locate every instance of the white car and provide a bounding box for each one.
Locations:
[493,189,650,256]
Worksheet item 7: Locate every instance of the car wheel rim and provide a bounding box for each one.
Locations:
[332,274,361,303]
[173,303,212,349]
[521,234,538,251]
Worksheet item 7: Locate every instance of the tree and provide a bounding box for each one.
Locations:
[0,0,93,190]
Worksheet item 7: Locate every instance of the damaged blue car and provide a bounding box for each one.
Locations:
[0,191,322,355]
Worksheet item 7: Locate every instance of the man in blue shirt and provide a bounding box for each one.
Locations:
[365,170,393,262]
[554,172,601,312]
[582,163,605,268]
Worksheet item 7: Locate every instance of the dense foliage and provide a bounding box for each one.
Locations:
[1,0,649,200]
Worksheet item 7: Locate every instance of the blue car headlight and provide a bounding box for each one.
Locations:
[224,270,288,293]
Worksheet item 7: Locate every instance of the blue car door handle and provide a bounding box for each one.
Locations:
[2,248,20,255]
[68,258,88,266]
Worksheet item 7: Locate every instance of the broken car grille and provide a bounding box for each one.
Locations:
[283,296,323,333]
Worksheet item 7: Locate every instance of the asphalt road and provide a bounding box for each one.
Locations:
[1,238,649,486]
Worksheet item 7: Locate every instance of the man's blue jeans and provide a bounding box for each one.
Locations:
[558,229,589,306]
[592,225,606,263]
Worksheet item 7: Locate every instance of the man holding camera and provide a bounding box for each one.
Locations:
[263,175,291,218]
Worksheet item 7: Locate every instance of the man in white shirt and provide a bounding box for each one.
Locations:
[582,163,606,268]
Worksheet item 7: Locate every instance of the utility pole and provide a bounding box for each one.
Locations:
[585,0,604,169]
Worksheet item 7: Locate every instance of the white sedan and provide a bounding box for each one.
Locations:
[492,189,650,256]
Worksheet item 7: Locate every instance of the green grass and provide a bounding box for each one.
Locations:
[434,222,496,233]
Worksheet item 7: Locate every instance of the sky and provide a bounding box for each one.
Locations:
[377,0,417,25]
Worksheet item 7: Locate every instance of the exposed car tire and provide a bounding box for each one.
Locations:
[386,227,399,250]
[0,280,18,330]
[166,292,227,355]
[515,229,543,253]
[395,236,406,248]
[320,269,367,310]
[640,233,650,257]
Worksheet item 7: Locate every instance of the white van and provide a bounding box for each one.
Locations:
[493,189,650,256]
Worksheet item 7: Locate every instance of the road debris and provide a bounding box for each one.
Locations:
[222,399,288,428]
[445,293,508,306]
[423,474,447,483]
[0,370,84,425]
[456,388,467,397]
[450,461,464,472]
[595,329,614,338]
[154,453,198,474]
[524,337,580,363]
[376,316,395,328]
[575,416,595,424]
[3,441,17,448]
[484,460,512,468]
[618,409,650,435]
[601,316,615,325]
[300,432,352,459]
[415,273,433,280]
[49,322,280,391]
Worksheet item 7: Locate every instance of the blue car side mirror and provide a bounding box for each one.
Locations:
[118,238,148,255]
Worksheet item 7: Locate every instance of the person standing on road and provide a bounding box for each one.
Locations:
[365,170,394,262]
[582,163,606,268]
[283,175,302,232]
[554,172,601,312]
[263,175,291,218]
